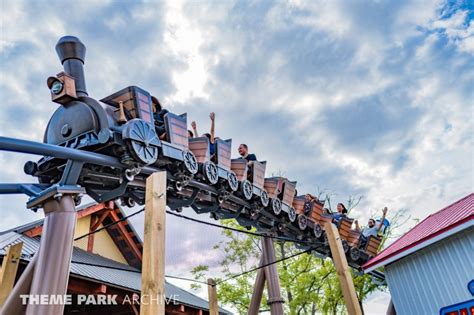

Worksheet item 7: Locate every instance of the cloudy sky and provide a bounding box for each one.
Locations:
[1,0,473,313]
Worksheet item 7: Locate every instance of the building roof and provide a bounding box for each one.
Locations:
[0,201,144,268]
[0,232,232,315]
[0,202,97,236]
[363,193,474,272]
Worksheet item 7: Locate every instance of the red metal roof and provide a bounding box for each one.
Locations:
[363,193,474,271]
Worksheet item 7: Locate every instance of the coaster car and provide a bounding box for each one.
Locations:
[292,195,325,238]
[188,137,238,196]
[213,139,239,196]
[336,217,355,254]
[345,231,382,265]
[253,177,298,235]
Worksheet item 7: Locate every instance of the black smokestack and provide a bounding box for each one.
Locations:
[55,36,88,96]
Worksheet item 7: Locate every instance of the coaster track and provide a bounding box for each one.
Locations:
[0,36,384,282]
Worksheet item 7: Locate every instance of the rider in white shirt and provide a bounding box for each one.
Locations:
[354,207,388,246]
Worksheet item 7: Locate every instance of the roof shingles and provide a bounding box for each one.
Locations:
[0,233,232,314]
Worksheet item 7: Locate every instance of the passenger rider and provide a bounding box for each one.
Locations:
[332,203,348,224]
[238,144,257,162]
[151,96,168,140]
[354,207,388,247]
[191,112,216,155]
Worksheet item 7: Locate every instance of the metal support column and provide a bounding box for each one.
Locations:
[26,194,78,315]
[248,237,284,315]
[248,256,266,315]
[262,237,284,315]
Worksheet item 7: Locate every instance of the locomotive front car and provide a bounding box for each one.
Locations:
[26,36,200,206]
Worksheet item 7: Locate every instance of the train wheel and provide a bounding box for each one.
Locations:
[260,190,269,207]
[288,207,297,222]
[227,171,239,192]
[203,161,218,184]
[350,247,360,261]
[121,197,135,208]
[278,223,286,232]
[297,214,308,230]
[241,180,253,200]
[249,209,259,219]
[123,119,160,165]
[217,194,226,204]
[313,223,323,238]
[182,151,198,174]
[271,198,282,215]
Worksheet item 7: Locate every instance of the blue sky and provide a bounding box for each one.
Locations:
[1,0,473,313]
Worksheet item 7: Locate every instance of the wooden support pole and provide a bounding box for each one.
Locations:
[141,172,167,315]
[87,214,97,252]
[0,242,23,306]
[324,222,362,315]
[207,278,218,315]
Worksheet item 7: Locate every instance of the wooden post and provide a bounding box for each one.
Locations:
[207,278,218,315]
[0,242,23,306]
[324,222,362,315]
[141,172,167,315]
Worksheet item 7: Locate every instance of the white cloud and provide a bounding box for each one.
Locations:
[0,1,473,312]
[163,0,209,104]
[431,9,474,54]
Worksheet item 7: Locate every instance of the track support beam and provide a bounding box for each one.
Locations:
[248,237,284,315]
[324,222,362,315]
[141,172,167,315]
[0,242,23,306]
[207,278,218,315]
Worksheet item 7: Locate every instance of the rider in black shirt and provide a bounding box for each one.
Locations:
[238,143,257,161]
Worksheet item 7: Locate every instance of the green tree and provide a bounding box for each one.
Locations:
[191,199,410,314]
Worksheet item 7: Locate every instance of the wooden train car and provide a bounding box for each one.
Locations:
[337,217,354,253]
[230,159,268,205]
[345,231,382,263]
[189,137,238,195]
[263,177,297,223]
[292,195,325,236]
[214,139,239,194]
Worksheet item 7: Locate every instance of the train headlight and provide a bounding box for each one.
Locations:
[46,73,77,105]
[50,80,63,94]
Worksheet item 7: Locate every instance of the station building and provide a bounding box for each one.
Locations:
[363,193,473,315]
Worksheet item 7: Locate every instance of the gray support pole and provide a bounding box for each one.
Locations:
[262,237,284,315]
[248,255,266,315]
[26,195,77,315]
[386,299,396,315]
